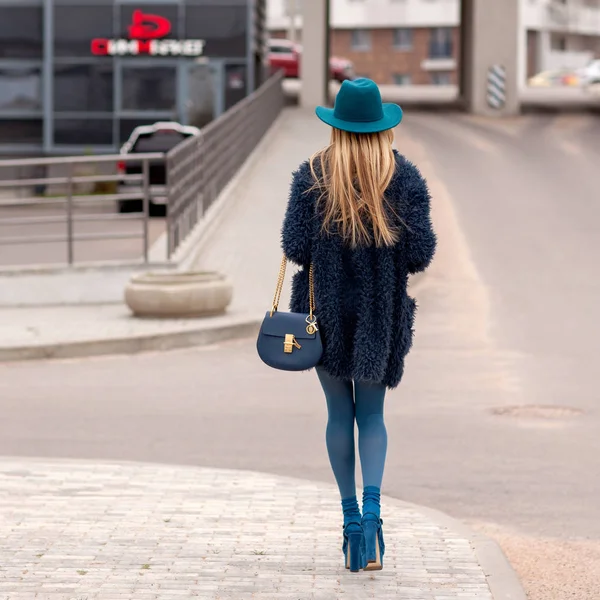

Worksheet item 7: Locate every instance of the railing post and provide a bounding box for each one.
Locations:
[165,154,172,261]
[66,162,74,265]
[142,158,150,263]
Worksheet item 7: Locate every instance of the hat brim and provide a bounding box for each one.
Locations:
[315,103,403,133]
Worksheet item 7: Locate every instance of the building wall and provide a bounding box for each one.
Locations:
[330,27,460,85]
[269,0,600,87]
[270,25,460,86]
[268,0,459,30]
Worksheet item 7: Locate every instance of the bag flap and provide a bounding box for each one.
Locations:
[260,311,317,340]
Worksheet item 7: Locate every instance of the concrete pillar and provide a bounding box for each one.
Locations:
[461,0,520,116]
[517,7,528,92]
[300,0,330,108]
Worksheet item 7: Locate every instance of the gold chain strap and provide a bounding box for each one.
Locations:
[308,263,315,320]
[270,256,316,318]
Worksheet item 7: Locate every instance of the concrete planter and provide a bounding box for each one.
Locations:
[125,271,233,318]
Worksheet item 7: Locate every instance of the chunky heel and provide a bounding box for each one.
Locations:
[346,531,364,572]
[363,519,378,563]
[362,515,384,571]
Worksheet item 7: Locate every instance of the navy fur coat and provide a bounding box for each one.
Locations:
[281,151,436,389]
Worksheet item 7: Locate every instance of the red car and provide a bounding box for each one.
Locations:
[268,39,355,82]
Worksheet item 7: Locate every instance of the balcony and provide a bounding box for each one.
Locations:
[545,0,600,34]
[421,58,456,71]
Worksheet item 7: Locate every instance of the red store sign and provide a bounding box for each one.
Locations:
[91,10,206,57]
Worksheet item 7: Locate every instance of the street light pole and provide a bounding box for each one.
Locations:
[288,0,297,44]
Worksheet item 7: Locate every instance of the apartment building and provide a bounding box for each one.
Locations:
[268,0,600,86]
[269,0,460,85]
[524,0,600,80]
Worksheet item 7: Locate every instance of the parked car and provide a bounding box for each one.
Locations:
[268,38,355,82]
[117,121,200,215]
[579,59,600,90]
[528,69,580,87]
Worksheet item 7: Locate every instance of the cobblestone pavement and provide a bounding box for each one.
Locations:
[0,460,494,600]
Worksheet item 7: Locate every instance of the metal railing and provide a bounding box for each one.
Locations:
[0,153,162,266]
[166,73,285,257]
[0,74,284,268]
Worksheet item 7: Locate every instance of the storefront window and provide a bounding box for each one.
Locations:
[0,119,43,144]
[0,7,43,59]
[0,66,42,111]
[54,4,114,58]
[185,5,247,58]
[54,118,113,146]
[119,5,180,39]
[121,66,176,111]
[224,64,247,110]
[54,63,114,112]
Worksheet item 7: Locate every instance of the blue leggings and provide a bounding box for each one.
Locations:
[316,367,387,499]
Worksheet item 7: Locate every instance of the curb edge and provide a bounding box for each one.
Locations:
[0,318,262,363]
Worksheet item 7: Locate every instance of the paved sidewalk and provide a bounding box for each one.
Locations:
[0,459,521,600]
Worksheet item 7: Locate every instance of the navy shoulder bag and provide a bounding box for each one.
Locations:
[256,256,323,371]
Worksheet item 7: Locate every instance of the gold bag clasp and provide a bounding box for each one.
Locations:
[284,334,302,354]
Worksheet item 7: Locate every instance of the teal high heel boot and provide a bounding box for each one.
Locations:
[362,486,385,571]
[341,497,365,572]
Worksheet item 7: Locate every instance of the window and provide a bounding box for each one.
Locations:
[185,5,248,58]
[393,28,413,51]
[351,29,371,51]
[0,7,43,59]
[269,43,296,54]
[431,72,451,86]
[54,5,114,57]
[0,118,43,144]
[131,131,189,153]
[429,28,453,59]
[393,73,412,86]
[0,66,42,111]
[225,64,247,110]
[122,67,176,111]
[54,118,113,146]
[551,34,567,51]
[54,63,114,112]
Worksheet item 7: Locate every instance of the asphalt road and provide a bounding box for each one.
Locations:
[0,113,599,598]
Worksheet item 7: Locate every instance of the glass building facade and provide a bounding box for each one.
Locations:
[0,0,266,155]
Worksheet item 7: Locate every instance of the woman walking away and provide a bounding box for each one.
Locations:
[281,79,436,572]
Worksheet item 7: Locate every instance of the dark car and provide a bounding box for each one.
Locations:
[117,121,201,215]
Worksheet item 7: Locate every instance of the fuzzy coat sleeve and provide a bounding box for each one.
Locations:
[399,159,437,274]
[281,161,315,266]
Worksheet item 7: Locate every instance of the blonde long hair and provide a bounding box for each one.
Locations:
[309,127,398,247]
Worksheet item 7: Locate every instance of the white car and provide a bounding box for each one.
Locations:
[117,122,201,215]
[578,59,600,91]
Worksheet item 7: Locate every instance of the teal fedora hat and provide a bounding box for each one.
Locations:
[315,78,402,134]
